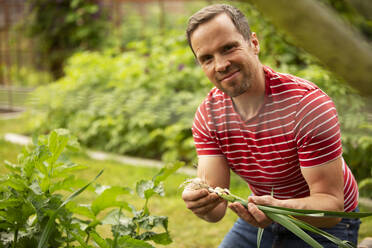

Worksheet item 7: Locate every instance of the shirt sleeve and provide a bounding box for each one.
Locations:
[294,89,342,167]
[192,102,224,157]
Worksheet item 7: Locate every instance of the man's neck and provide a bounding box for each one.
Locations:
[231,68,266,122]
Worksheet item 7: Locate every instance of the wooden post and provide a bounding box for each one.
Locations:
[3,0,13,110]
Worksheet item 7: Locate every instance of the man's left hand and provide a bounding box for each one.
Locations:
[228,195,279,228]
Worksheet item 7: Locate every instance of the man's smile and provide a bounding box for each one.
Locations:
[218,69,240,83]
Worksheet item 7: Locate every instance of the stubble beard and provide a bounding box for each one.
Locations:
[218,75,251,98]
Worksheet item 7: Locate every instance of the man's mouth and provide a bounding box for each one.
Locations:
[219,70,240,83]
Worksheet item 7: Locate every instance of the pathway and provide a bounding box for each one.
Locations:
[3,133,196,176]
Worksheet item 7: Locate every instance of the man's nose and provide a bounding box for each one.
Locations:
[215,55,230,72]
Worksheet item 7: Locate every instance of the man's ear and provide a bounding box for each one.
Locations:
[250,32,260,55]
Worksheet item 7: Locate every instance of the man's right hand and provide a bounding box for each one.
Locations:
[182,188,224,219]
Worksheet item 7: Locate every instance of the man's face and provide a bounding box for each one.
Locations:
[190,14,260,98]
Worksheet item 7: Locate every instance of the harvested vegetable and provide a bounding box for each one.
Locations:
[181,178,372,248]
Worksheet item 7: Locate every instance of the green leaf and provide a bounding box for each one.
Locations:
[91,186,132,215]
[263,205,372,218]
[49,176,88,194]
[257,205,325,217]
[257,227,264,248]
[5,177,27,191]
[0,199,22,209]
[70,230,91,248]
[152,161,184,186]
[66,202,95,219]
[136,180,154,199]
[141,232,172,245]
[48,129,69,164]
[4,160,21,174]
[137,215,168,231]
[265,212,323,248]
[37,169,103,248]
[287,217,356,248]
[28,180,43,195]
[90,231,110,248]
[117,235,154,248]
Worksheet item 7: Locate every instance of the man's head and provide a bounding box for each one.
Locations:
[186,4,262,98]
[186,4,251,55]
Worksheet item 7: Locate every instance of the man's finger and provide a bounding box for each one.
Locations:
[182,188,209,201]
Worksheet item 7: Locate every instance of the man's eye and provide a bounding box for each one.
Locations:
[201,56,213,64]
[224,45,234,52]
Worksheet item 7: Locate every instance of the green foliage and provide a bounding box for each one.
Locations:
[27,31,209,164]
[25,2,371,182]
[25,0,108,78]
[0,130,184,247]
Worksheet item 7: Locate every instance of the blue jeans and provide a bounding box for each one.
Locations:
[219,207,361,248]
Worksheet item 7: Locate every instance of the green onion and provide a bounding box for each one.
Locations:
[182,178,372,248]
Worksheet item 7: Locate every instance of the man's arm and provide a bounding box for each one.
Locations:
[182,156,230,222]
[230,157,344,228]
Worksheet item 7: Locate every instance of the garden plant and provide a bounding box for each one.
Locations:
[0,129,183,247]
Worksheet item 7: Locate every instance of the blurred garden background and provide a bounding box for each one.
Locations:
[0,0,372,247]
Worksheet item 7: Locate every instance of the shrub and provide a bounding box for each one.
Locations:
[27,31,209,164]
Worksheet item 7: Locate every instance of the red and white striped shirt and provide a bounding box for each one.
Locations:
[192,66,358,212]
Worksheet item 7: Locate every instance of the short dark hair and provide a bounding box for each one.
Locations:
[186,4,251,55]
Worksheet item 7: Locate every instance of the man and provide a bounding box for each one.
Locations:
[182,4,360,248]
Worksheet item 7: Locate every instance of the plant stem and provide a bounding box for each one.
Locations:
[13,228,18,248]
[85,232,90,244]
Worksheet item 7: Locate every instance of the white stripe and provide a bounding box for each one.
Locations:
[209,98,232,105]
[194,141,216,145]
[193,123,209,139]
[214,120,295,135]
[255,184,309,196]
[266,95,302,106]
[232,161,297,169]
[295,107,335,140]
[300,129,340,148]
[198,107,211,132]
[211,120,241,126]
[235,164,295,175]
[271,88,308,97]
[299,148,341,162]
[298,137,340,155]
[220,139,296,149]
[296,92,325,118]
[271,81,314,89]
[211,113,239,119]
[295,102,333,134]
[223,146,296,155]
[240,169,301,183]
[195,113,210,136]
[259,102,298,117]
[244,111,296,128]
[227,153,298,163]
[209,105,233,112]
[297,119,338,146]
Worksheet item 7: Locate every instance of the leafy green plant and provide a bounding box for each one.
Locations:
[0,129,87,247]
[0,129,184,247]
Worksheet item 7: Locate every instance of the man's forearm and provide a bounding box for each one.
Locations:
[280,193,344,227]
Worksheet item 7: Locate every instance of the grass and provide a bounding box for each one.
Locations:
[1,117,372,247]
